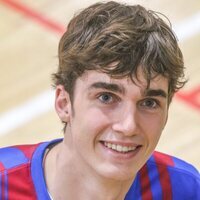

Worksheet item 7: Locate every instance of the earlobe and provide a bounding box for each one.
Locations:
[55,85,72,123]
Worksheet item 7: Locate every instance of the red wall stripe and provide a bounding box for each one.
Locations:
[1,0,65,35]
[176,86,200,112]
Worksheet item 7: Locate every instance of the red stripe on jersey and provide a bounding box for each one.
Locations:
[7,163,37,200]
[139,163,153,200]
[153,152,174,200]
[0,162,6,200]
[1,172,5,200]
[0,162,5,171]
[12,144,40,159]
[153,151,174,167]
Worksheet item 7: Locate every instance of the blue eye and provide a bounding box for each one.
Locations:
[99,93,113,104]
[140,98,159,109]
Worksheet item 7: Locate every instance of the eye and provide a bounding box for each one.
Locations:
[139,98,159,109]
[98,93,117,104]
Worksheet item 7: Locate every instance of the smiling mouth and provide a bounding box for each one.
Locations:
[102,141,139,153]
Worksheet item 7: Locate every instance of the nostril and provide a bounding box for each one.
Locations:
[112,120,138,136]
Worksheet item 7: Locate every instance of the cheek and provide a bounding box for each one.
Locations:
[72,107,112,140]
[85,108,112,134]
[70,108,112,159]
[141,113,167,140]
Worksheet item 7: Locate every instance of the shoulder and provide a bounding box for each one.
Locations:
[0,139,62,172]
[0,143,44,199]
[149,151,199,178]
[0,143,40,172]
[148,151,200,198]
[126,151,199,199]
[0,139,62,199]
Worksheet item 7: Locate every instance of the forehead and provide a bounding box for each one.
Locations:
[76,70,169,94]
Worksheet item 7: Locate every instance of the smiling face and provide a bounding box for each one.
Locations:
[55,69,169,181]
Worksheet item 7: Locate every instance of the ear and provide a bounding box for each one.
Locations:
[55,85,72,123]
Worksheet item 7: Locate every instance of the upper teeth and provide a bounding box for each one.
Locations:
[104,142,136,153]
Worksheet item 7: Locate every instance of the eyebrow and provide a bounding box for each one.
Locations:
[144,89,168,98]
[89,82,125,94]
[89,82,167,98]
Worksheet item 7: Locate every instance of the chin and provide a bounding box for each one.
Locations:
[97,164,136,182]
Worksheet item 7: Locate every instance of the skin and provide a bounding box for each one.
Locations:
[44,69,169,200]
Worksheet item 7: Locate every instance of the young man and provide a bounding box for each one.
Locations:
[0,1,199,200]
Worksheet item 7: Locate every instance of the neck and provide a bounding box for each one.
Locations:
[44,141,134,200]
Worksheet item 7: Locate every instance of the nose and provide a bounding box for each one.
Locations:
[112,106,138,136]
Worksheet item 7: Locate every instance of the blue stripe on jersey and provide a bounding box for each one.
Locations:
[31,139,62,200]
[168,168,199,199]
[172,156,199,176]
[146,156,162,200]
[0,170,8,200]
[125,173,141,200]
[31,142,50,200]
[4,170,8,200]
[0,147,28,169]
[167,157,200,200]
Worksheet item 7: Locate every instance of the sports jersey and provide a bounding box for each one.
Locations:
[0,139,199,200]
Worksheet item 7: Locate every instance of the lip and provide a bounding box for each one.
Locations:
[99,141,142,160]
[101,140,139,147]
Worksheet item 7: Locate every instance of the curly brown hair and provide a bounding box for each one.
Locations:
[52,1,186,103]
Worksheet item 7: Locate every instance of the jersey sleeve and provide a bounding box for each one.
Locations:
[0,144,39,200]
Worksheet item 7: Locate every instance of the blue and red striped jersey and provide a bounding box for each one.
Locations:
[0,139,199,200]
